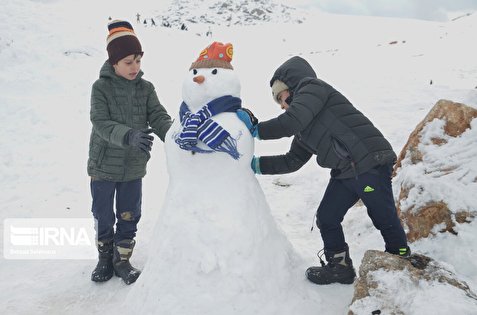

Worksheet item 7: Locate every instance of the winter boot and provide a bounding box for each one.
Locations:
[91,239,114,282]
[306,247,356,285]
[113,239,141,285]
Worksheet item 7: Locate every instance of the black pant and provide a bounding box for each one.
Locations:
[90,178,142,243]
[316,164,407,254]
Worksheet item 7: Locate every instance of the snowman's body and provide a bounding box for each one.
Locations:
[126,64,313,314]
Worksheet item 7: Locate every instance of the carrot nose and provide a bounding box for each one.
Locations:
[193,75,205,84]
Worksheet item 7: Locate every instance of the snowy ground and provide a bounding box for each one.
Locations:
[1,0,476,314]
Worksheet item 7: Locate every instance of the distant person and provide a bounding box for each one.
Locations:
[143,18,147,26]
[206,26,212,37]
[237,56,410,285]
[151,18,156,26]
[181,23,187,31]
[136,13,141,23]
[88,20,172,285]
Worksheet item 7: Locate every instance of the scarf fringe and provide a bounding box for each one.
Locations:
[214,137,241,160]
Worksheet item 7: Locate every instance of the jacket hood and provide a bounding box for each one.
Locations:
[99,60,144,82]
[269,56,317,92]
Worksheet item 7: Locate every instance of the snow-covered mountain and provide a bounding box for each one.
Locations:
[154,0,308,29]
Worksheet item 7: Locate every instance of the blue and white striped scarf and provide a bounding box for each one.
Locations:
[175,95,242,159]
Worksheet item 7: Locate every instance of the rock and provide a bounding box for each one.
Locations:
[348,250,477,315]
[394,100,477,170]
[393,99,477,241]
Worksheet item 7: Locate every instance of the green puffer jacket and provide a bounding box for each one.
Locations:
[87,61,172,182]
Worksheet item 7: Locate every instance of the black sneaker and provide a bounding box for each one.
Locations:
[399,246,411,257]
[386,246,411,257]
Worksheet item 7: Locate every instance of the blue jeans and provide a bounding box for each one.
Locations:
[316,164,407,254]
[90,178,142,243]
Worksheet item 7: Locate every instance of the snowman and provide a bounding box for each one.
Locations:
[125,42,320,314]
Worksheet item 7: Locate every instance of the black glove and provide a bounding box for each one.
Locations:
[125,128,154,153]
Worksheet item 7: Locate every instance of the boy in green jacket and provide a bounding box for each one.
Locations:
[88,20,172,284]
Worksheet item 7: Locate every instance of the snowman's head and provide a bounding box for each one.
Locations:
[182,67,241,112]
[182,42,241,112]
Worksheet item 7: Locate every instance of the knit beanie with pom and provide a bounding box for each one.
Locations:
[106,20,143,65]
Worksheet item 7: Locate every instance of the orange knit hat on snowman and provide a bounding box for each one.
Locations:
[189,42,234,70]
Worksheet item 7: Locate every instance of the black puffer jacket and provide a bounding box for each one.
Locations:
[257,56,396,179]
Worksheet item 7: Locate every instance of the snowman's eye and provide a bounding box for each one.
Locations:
[212,69,218,75]
[193,69,198,75]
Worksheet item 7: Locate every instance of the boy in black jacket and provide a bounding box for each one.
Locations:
[237,56,410,285]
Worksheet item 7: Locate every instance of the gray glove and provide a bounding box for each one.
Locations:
[125,128,154,153]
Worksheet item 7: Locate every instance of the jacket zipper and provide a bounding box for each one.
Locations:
[123,84,134,180]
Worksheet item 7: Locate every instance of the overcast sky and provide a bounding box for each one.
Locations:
[294,0,477,21]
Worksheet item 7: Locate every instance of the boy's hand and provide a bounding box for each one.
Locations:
[236,108,259,138]
[125,128,154,153]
